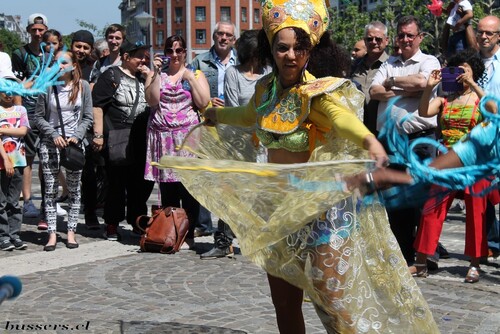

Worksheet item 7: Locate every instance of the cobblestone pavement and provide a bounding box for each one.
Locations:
[0,175,499,333]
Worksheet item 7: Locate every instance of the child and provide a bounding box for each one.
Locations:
[442,0,474,56]
[0,73,30,251]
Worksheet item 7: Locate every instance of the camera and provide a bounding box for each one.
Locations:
[160,56,170,73]
[441,66,464,92]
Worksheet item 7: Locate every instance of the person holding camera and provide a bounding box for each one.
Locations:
[411,49,493,282]
[144,35,210,250]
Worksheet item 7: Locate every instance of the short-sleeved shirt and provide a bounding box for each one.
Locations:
[371,50,440,134]
[482,48,500,96]
[92,67,148,132]
[0,105,30,169]
[224,65,272,107]
[446,0,473,32]
[11,45,45,115]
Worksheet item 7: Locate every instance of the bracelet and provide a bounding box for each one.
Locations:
[365,172,376,194]
[93,134,104,139]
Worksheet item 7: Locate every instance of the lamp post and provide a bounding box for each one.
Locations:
[135,10,154,67]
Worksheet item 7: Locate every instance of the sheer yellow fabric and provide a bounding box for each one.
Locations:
[154,124,439,333]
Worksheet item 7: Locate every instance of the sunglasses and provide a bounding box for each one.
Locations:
[165,47,185,55]
[476,30,500,37]
[215,31,234,39]
[397,33,420,40]
[364,36,385,43]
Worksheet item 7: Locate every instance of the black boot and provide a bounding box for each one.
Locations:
[200,220,234,259]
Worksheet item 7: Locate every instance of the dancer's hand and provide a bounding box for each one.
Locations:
[363,136,389,168]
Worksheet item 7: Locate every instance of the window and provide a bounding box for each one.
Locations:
[195,7,206,22]
[241,7,247,22]
[156,8,164,24]
[254,9,260,23]
[221,6,231,22]
[176,29,183,37]
[196,29,206,44]
[175,7,183,23]
[156,30,164,46]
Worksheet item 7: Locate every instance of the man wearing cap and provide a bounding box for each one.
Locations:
[71,30,95,82]
[11,13,48,221]
[92,39,154,241]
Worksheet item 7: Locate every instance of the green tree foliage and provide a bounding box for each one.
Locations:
[329,0,468,57]
[0,28,22,55]
[76,19,107,38]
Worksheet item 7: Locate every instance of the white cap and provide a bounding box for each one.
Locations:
[27,13,48,28]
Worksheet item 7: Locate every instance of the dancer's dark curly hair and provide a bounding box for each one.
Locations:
[257,29,350,79]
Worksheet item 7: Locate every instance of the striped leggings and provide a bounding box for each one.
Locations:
[39,142,83,233]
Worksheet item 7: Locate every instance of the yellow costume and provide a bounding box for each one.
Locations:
[155,0,439,332]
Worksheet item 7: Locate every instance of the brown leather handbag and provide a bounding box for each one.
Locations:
[136,207,189,254]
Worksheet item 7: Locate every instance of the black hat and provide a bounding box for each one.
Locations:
[120,39,150,54]
[72,30,95,46]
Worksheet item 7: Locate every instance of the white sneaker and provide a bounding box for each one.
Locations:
[56,203,67,216]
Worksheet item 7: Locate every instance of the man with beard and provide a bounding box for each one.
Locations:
[71,30,95,82]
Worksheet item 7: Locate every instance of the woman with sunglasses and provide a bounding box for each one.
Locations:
[144,35,210,250]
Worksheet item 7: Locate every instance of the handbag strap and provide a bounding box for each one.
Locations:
[105,71,141,131]
[127,78,141,123]
[52,85,66,138]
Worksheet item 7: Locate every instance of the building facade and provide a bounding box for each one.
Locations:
[120,0,263,62]
[0,13,30,45]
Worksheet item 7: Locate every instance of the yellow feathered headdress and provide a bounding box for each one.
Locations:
[261,0,330,46]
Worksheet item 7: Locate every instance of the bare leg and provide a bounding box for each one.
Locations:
[267,274,305,334]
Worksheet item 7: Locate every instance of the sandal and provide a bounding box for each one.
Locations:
[409,263,428,278]
[465,266,479,283]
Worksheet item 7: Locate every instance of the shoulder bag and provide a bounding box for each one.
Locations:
[53,86,85,171]
[136,207,189,254]
[106,71,140,165]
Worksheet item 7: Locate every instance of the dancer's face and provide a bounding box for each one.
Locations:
[272,28,310,89]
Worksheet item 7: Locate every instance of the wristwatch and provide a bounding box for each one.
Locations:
[388,76,396,88]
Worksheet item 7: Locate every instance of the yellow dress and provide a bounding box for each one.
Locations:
[155,72,440,333]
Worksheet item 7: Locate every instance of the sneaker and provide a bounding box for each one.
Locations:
[11,239,27,250]
[37,219,48,230]
[56,203,67,216]
[200,245,234,259]
[0,240,15,251]
[103,224,120,241]
[23,200,40,218]
[449,199,465,213]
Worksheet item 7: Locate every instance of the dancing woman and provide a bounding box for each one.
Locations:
[193,1,439,333]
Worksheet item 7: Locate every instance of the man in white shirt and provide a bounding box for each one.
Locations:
[370,15,441,265]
